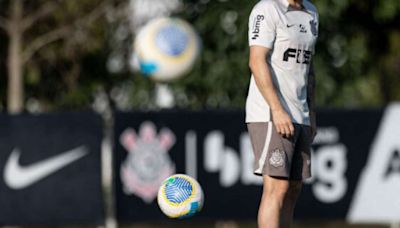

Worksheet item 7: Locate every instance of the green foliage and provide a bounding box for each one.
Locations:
[311,0,400,107]
[1,0,400,111]
[0,0,118,111]
[171,0,255,109]
[173,0,400,109]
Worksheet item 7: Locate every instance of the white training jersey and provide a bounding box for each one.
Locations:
[245,0,319,125]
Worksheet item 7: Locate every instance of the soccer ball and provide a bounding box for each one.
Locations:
[157,174,204,218]
[134,17,201,82]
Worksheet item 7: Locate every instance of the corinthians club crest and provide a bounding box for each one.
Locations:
[269,149,285,168]
[310,19,318,36]
[120,121,176,203]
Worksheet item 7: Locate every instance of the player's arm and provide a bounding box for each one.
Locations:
[308,61,317,140]
[249,46,294,138]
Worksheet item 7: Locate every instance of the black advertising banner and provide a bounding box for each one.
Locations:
[0,113,104,225]
[114,104,400,223]
[114,111,262,222]
[297,108,383,220]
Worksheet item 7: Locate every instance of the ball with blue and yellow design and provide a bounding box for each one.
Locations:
[135,17,201,82]
[157,174,204,218]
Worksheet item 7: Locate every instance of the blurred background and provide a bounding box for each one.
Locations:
[1,0,400,112]
[0,0,400,227]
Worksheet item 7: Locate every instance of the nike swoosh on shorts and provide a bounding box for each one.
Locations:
[3,146,89,190]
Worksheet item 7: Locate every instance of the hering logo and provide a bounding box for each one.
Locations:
[252,15,265,40]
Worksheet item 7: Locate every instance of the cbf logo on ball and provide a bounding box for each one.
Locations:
[135,17,201,82]
[120,122,176,203]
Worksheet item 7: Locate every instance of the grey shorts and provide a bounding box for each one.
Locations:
[247,122,312,180]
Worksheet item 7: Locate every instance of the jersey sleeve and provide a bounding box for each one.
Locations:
[248,1,276,49]
[311,10,319,55]
[312,13,319,55]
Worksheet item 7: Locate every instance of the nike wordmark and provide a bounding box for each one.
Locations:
[3,146,89,190]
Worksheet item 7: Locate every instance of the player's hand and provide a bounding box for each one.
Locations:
[271,109,294,138]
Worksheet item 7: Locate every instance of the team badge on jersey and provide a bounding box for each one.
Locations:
[310,20,318,36]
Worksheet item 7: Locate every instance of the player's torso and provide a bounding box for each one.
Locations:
[267,2,318,110]
[246,0,319,124]
[270,6,318,72]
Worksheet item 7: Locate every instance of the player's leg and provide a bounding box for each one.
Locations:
[280,124,313,227]
[247,122,300,228]
[258,175,290,228]
[281,180,302,228]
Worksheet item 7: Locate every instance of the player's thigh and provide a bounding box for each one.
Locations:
[288,179,303,197]
[290,124,312,180]
[248,122,298,178]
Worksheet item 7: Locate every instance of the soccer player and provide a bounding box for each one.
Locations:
[246,0,318,227]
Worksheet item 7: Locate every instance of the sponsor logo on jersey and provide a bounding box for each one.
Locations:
[299,24,307,33]
[286,23,309,34]
[252,15,264,40]
[283,48,312,64]
[120,122,176,203]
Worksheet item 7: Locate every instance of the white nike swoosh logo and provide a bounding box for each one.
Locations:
[3,146,89,190]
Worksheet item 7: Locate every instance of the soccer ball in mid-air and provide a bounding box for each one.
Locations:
[157,174,204,218]
[134,17,201,82]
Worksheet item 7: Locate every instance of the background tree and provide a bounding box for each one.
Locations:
[0,0,400,112]
[122,0,400,110]
[0,0,115,113]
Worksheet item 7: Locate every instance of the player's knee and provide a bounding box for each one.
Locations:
[264,180,290,201]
